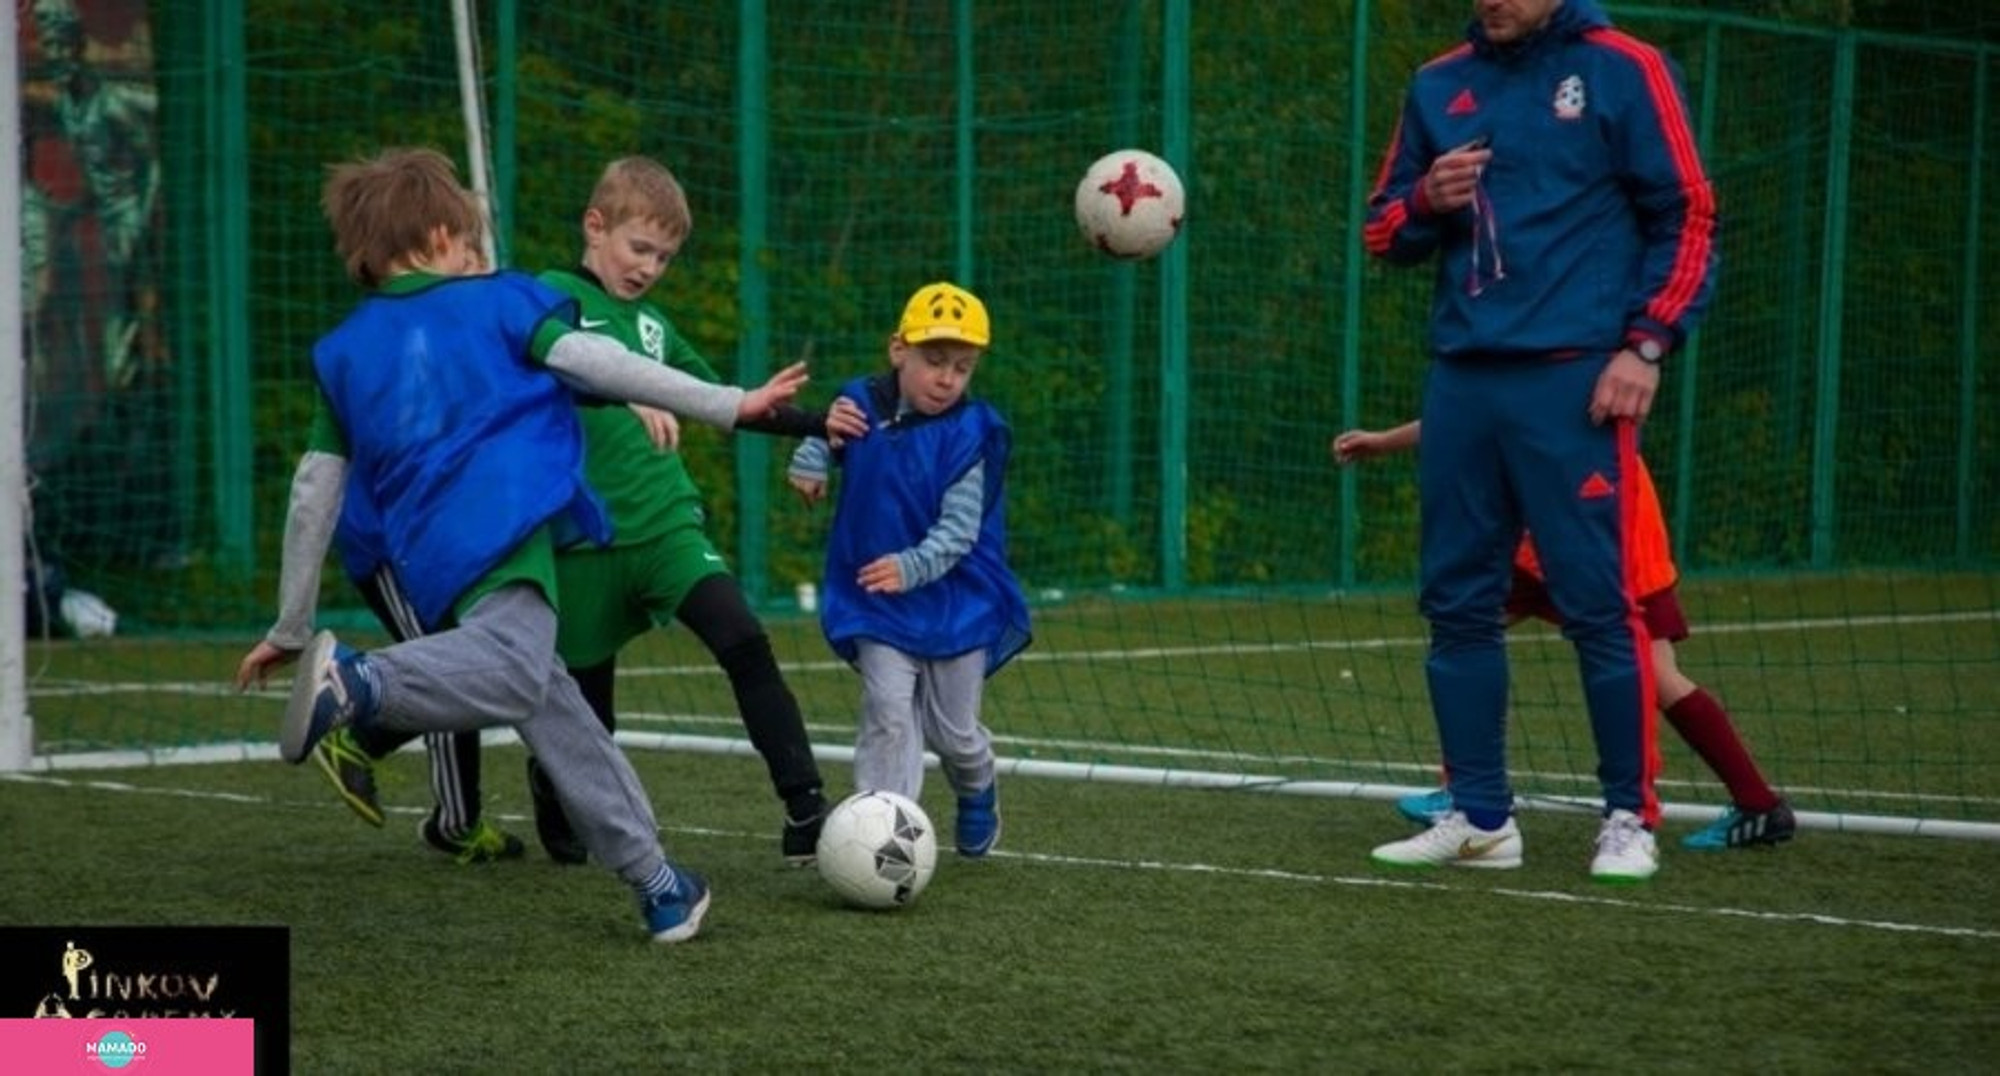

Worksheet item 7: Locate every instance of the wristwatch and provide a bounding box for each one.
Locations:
[1631,337,1666,365]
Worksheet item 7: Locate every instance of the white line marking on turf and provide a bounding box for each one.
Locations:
[999,849,2000,941]
[15,772,1989,943]
[536,608,1999,678]
[26,609,1994,696]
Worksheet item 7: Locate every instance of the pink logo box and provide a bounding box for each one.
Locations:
[0,1018,254,1075]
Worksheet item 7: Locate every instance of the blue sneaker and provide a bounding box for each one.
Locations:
[280,631,376,764]
[955,784,1001,858]
[1396,787,1454,826]
[1681,799,1797,851]
[640,870,712,944]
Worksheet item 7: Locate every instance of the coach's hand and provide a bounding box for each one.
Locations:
[1590,350,1659,426]
[1423,142,1493,214]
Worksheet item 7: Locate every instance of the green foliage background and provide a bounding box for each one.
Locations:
[123,0,2000,629]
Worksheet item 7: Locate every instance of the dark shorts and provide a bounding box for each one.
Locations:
[1504,569,1690,643]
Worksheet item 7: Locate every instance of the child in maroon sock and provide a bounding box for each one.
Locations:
[1336,420,1795,851]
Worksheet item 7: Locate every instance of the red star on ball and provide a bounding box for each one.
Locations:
[1098,161,1164,217]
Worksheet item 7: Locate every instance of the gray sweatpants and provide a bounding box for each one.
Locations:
[364,583,667,888]
[852,640,994,802]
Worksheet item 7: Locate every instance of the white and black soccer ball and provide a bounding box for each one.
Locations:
[1074,148,1186,260]
[815,790,938,910]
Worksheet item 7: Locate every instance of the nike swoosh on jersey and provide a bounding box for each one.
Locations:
[702,552,725,563]
[579,317,610,329]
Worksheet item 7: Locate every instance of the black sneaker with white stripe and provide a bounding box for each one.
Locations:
[782,792,829,866]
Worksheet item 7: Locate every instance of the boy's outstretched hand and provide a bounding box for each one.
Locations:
[234,639,296,692]
[1331,429,1387,464]
[739,361,809,422]
[1331,421,1420,464]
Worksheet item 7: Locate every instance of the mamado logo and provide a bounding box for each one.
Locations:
[86,1029,146,1069]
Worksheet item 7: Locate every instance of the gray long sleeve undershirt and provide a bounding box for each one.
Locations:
[266,449,345,650]
[544,331,743,431]
[896,460,985,589]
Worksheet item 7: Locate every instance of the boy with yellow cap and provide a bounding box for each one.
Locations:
[787,282,1031,857]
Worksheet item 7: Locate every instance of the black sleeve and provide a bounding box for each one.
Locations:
[736,404,829,439]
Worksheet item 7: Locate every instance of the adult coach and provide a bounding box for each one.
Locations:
[1361,0,1717,882]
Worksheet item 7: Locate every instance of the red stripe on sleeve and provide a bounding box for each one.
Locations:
[1364,119,1409,255]
[1365,199,1408,255]
[1591,30,1716,329]
[1365,45,1475,259]
[1369,116,1406,197]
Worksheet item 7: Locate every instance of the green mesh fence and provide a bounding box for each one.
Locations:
[13,1,1998,834]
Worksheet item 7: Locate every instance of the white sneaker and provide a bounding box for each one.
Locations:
[1371,811,1523,870]
[1590,809,1659,883]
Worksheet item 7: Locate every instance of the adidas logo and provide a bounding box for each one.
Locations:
[1578,472,1615,499]
[1448,88,1478,116]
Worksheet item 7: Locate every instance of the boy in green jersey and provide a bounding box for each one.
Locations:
[530,157,861,864]
[238,146,814,940]
[314,157,861,865]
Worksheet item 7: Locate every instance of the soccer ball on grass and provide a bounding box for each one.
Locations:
[1074,148,1185,259]
[816,790,939,910]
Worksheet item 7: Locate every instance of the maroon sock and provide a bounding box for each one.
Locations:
[1663,689,1781,812]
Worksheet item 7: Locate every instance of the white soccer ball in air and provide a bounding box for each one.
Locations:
[816,790,939,910]
[1074,148,1186,259]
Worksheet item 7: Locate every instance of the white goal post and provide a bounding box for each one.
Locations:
[0,1,492,775]
[452,0,498,268]
[2,2,33,773]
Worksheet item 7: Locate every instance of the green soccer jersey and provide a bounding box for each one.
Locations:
[538,267,715,546]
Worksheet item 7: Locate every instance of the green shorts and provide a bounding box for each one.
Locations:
[554,526,731,668]
[453,527,559,627]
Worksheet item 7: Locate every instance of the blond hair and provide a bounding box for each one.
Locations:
[321,147,484,288]
[587,156,692,241]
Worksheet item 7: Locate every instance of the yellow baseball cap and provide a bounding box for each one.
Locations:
[898,282,991,348]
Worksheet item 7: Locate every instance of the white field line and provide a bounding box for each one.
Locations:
[620,607,2000,676]
[605,711,2000,811]
[17,730,2000,842]
[23,607,1999,814]
[1005,847,2000,941]
[27,608,1994,694]
[6,770,1996,943]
